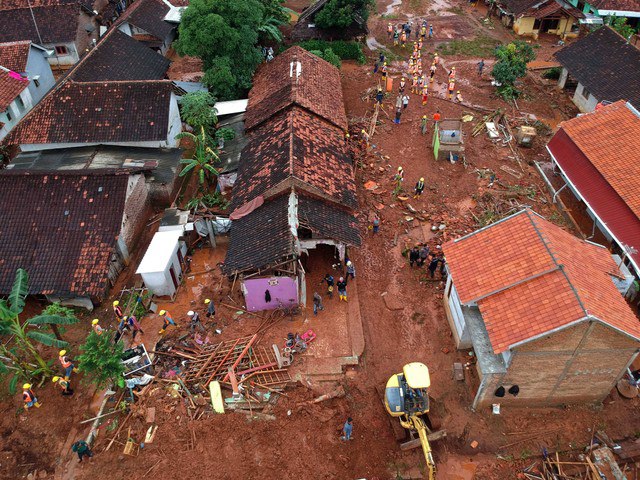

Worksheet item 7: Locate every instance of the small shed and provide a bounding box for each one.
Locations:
[136,230,187,298]
[433,119,464,162]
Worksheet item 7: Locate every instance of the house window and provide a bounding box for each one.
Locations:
[6,110,12,121]
[55,45,68,55]
[581,86,590,99]
[34,78,40,88]
[533,18,541,29]
[16,96,25,111]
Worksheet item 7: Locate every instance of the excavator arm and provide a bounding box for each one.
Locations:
[411,415,436,480]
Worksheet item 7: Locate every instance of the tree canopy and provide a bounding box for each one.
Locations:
[175,0,289,100]
[491,41,536,99]
[180,91,218,131]
[314,0,373,29]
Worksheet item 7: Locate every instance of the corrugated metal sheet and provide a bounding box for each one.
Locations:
[548,129,640,271]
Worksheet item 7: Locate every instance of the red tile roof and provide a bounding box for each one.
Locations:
[245,46,348,131]
[548,101,640,271]
[0,3,80,44]
[0,70,29,111]
[444,209,640,353]
[4,80,173,145]
[0,41,31,72]
[0,170,130,298]
[231,106,356,211]
[589,0,640,11]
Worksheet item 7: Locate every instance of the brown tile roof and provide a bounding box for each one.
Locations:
[0,170,130,298]
[0,41,32,72]
[231,106,356,211]
[0,0,87,9]
[444,209,640,353]
[245,46,348,131]
[298,194,361,246]
[117,0,174,41]
[4,80,173,146]
[70,30,170,82]
[558,101,640,218]
[589,0,640,11]
[0,71,29,111]
[0,4,80,44]
[555,27,640,107]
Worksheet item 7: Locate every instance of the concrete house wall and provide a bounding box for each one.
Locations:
[0,88,34,141]
[117,21,175,55]
[572,82,600,112]
[119,173,151,259]
[44,41,80,67]
[25,46,56,104]
[513,15,577,39]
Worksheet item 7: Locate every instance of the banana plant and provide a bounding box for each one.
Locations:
[176,126,220,187]
[0,269,79,391]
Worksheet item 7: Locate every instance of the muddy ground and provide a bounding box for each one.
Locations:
[4,0,640,479]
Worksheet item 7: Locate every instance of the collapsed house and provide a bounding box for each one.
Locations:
[222,47,361,310]
[0,170,153,309]
[443,209,640,409]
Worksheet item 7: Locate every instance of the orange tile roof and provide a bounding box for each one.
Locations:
[558,101,640,218]
[0,70,29,111]
[0,41,31,72]
[444,209,640,353]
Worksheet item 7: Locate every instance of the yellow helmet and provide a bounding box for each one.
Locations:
[422,115,427,119]
[457,90,461,93]
[92,319,99,325]
[59,350,67,356]
[397,166,403,171]
[204,299,211,304]
[52,376,60,383]
[113,300,119,307]
[23,383,31,389]
[361,129,366,134]
[383,62,387,65]
[452,67,456,70]
[159,310,166,316]
[420,177,424,182]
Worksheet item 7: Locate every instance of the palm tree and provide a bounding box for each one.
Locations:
[258,15,285,43]
[176,126,220,187]
[0,269,79,392]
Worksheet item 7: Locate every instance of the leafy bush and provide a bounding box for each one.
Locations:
[77,332,126,389]
[314,0,373,29]
[492,41,536,99]
[542,66,561,80]
[297,40,366,63]
[308,48,342,68]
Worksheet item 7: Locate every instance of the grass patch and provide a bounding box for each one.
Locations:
[446,6,465,14]
[438,34,500,57]
[380,12,400,19]
[296,40,366,64]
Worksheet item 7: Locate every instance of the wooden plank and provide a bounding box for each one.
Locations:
[209,381,225,413]
[400,429,447,451]
[194,341,224,378]
[223,334,258,382]
[204,337,244,385]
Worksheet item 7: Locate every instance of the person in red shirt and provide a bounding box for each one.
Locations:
[433,110,441,123]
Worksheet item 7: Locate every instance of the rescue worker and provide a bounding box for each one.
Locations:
[72,440,93,462]
[91,318,104,335]
[429,24,434,38]
[22,384,41,410]
[158,310,175,335]
[337,277,348,302]
[112,300,124,322]
[417,74,424,93]
[126,315,144,340]
[398,76,406,94]
[381,62,388,82]
[52,376,74,396]
[433,109,441,123]
[414,177,425,197]
[361,129,370,146]
[321,273,335,299]
[387,22,393,38]
[205,298,215,318]
[455,90,463,103]
[420,115,428,135]
[429,62,437,82]
[58,350,77,380]
[375,87,384,105]
[449,66,456,80]
[394,166,404,187]
[346,260,356,280]
[420,24,427,39]
[393,28,400,46]
[448,79,455,100]
[411,74,418,94]
[400,30,407,47]
[433,52,439,65]
[187,310,205,333]
[421,84,429,106]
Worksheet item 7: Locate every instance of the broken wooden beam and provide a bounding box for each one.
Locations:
[400,429,447,451]
[222,334,258,382]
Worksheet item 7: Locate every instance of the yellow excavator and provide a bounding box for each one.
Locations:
[384,362,441,480]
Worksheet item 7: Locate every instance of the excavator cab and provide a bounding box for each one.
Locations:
[384,362,441,480]
[385,362,431,418]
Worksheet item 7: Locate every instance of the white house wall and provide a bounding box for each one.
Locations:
[167,92,182,147]
[571,82,599,112]
[44,41,79,66]
[0,88,34,141]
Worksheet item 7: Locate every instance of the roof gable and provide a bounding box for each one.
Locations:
[0,171,130,298]
[4,80,174,145]
[555,27,640,107]
[245,46,348,131]
[444,209,640,353]
[0,71,29,111]
[118,0,174,40]
[70,30,170,82]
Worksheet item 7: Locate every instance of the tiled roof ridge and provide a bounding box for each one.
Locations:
[0,167,150,176]
[0,40,31,46]
[68,79,173,85]
[526,210,590,317]
[452,209,530,244]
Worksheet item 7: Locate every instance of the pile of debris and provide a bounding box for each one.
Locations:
[519,431,640,480]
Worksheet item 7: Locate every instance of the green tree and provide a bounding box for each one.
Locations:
[176,126,220,187]
[258,0,290,24]
[611,17,635,39]
[77,332,126,389]
[314,0,373,29]
[180,91,218,131]
[309,48,341,68]
[175,0,266,100]
[491,40,536,99]
[0,269,79,392]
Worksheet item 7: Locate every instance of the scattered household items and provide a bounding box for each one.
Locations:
[515,125,536,147]
[433,119,464,163]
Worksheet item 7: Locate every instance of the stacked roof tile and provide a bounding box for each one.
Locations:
[223,47,360,274]
[0,170,130,298]
[555,27,640,107]
[444,209,640,353]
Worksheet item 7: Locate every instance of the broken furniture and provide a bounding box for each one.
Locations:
[515,125,537,147]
